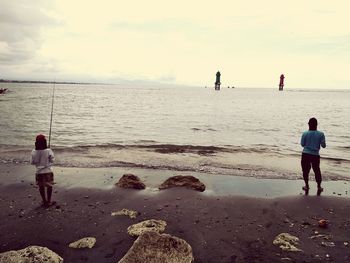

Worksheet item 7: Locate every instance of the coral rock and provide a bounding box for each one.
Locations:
[117,174,146,190]
[0,246,63,263]
[69,237,96,249]
[119,231,194,263]
[111,208,138,219]
[159,175,205,192]
[127,219,167,237]
[273,233,302,252]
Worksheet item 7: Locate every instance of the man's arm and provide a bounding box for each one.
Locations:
[321,133,326,148]
[301,133,306,147]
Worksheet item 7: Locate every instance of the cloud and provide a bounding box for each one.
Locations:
[0,0,56,64]
[0,0,349,88]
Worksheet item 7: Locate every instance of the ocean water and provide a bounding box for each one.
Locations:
[0,83,349,181]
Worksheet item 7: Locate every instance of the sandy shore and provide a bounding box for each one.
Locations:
[1,163,350,262]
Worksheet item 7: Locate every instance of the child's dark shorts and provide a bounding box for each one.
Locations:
[36,172,55,187]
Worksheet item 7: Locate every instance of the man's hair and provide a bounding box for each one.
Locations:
[308,117,318,130]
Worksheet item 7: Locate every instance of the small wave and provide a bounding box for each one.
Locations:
[136,144,223,155]
[322,156,350,164]
[337,146,350,151]
[135,140,158,144]
[0,142,288,157]
[287,89,350,93]
[191,127,218,132]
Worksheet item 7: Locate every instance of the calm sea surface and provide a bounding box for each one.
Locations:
[1,83,349,180]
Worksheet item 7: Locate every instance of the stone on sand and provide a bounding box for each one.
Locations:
[0,245,63,263]
[273,233,302,252]
[69,237,96,249]
[118,231,194,263]
[116,174,146,190]
[159,175,205,192]
[127,219,167,237]
[111,208,138,219]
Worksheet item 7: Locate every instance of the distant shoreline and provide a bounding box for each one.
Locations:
[0,79,106,85]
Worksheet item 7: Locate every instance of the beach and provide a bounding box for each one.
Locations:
[1,85,350,262]
[1,163,350,263]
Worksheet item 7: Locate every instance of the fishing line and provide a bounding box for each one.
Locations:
[48,81,55,148]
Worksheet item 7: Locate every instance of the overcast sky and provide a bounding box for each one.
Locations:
[0,0,349,88]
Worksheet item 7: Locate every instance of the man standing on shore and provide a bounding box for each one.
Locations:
[301,117,326,192]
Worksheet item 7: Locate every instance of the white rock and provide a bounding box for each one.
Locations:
[119,231,194,263]
[0,246,63,263]
[273,233,302,252]
[111,209,138,219]
[127,219,167,237]
[69,237,96,249]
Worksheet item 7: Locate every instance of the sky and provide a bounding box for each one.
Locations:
[0,0,349,88]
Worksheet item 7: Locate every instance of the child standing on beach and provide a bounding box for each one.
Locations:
[30,134,56,207]
[301,117,326,192]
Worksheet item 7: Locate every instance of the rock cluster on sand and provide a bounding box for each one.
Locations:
[273,233,302,252]
[118,231,194,263]
[116,174,146,189]
[127,219,167,237]
[0,245,63,263]
[69,237,96,249]
[159,175,205,192]
[111,208,138,219]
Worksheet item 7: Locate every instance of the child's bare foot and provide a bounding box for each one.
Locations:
[302,186,310,191]
[45,201,57,207]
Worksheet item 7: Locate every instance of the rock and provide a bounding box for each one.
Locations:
[273,233,302,252]
[127,219,167,237]
[118,231,194,263]
[0,245,63,263]
[310,234,332,240]
[159,176,205,192]
[69,237,96,249]
[280,258,293,262]
[111,209,138,219]
[318,219,328,228]
[321,241,335,247]
[117,174,146,190]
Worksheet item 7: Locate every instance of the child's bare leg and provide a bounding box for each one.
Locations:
[47,186,53,203]
[39,186,47,204]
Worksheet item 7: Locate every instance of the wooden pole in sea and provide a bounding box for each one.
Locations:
[279,74,285,91]
[215,71,221,90]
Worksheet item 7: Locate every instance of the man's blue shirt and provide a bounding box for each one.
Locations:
[301,130,326,156]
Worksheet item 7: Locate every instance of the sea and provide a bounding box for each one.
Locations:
[1,83,349,181]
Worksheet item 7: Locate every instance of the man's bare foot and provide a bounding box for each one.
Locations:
[317,187,324,196]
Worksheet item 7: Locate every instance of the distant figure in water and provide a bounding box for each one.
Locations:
[279,74,285,90]
[300,118,326,193]
[31,134,56,207]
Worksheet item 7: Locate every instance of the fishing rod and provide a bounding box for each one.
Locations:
[48,81,56,148]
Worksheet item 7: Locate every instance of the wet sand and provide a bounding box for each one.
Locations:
[1,164,350,262]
